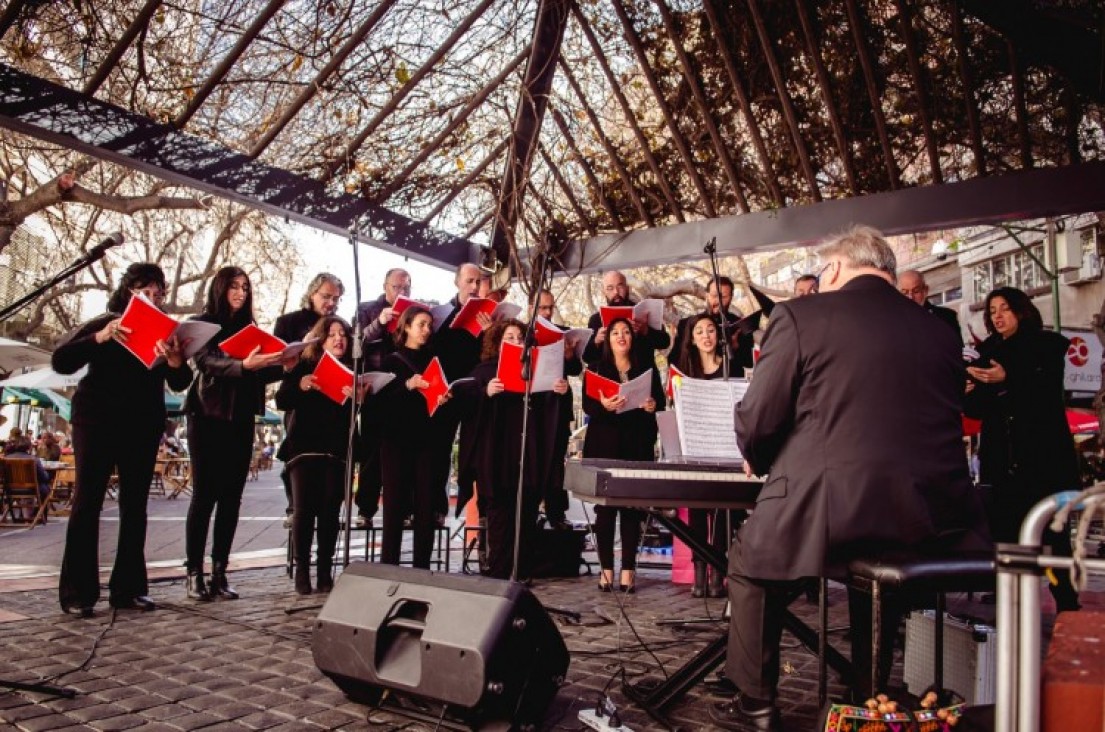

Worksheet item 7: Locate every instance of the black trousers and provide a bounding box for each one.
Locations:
[59,421,160,609]
[380,439,441,568]
[185,415,254,570]
[542,456,569,523]
[289,456,345,570]
[354,431,382,520]
[485,483,541,580]
[725,533,898,702]
[430,411,461,517]
[594,505,644,571]
[688,508,734,560]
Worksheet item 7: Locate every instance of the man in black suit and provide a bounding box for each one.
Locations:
[712,226,990,731]
[670,276,775,375]
[898,269,962,344]
[582,270,670,365]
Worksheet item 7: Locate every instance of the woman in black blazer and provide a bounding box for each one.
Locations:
[376,306,454,569]
[275,316,365,595]
[674,313,730,597]
[183,266,288,601]
[965,286,1081,610]
[53,263,193,616]
[583,317,665,593]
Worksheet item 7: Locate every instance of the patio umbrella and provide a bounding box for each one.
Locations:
[1,386,72,421]
[256,408,282,425]
[165,391,185,415]
[0,337,51,374]
[0,365,87,389]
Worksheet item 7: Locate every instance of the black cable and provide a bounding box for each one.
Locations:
[33,608,118,686]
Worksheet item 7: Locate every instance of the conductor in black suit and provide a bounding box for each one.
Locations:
[898,269,962,344]
[712,226,990,731]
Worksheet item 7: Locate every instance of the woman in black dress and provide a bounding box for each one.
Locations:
[275,316,365,594]
[460,319,569,579]
[376,306,454,569]
[583,317,665,593]
[674,313,729,597]
[183,266,288,601]
[53,263,193,616]
[965,286,1081,611]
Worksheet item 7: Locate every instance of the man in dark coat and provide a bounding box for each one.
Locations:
[670,277,775,375]
[712,226,990,731]
[582,271,670,366]
[353,268,411,526]
[898,269,963,345]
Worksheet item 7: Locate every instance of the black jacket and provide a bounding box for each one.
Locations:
[355,293,397,371]
[273,308,320,344]
[431,295,483,381]
[923,301,963,345]
[183,315,284,423]
[376,346,456,442]
[274,358,354,463]
[52,312,193,430]
[734,275,990,580]
[582,360,665,462]
[582,303,671,365]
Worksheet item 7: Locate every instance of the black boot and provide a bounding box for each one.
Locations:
[707,567,726,598]
[294,562,312,595]
[692,561,707,598]
[316,563,334,593]
[186,570,212,602]
[210,562,239,600]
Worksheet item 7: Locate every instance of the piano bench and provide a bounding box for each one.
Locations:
[842,553,994,700]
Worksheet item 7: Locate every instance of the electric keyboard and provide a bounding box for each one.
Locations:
[565,458,762,509]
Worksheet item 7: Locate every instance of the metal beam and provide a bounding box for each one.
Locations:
[0,1,28,42]
[83,0,164,96]
[422,138,509,224]
[0,62,471,270]
[487,0,570,267]
[844,0,900,189]
[951,3,986,177]
[894,0,942,184]
[560,162,1105,273]
[538,144,596,237]
[547,106,623,231]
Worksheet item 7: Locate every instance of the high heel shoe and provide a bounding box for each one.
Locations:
[619,570,636,594]
[598,569,614,592]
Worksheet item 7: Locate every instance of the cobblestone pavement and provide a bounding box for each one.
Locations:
[1,466,1100,730]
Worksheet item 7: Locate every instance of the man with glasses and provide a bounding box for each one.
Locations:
[582,270,670,366]
[274,273,344,528]
[898,269,962,344]
[352,268,411,527]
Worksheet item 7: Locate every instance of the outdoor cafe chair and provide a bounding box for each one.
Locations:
[1,457,46,527]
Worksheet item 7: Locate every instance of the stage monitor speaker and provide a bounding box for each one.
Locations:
[312,563,569,731]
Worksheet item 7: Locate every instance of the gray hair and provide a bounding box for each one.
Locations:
[818,225,896,276]
[299,272,345,310]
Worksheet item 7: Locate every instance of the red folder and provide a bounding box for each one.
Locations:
[534,316,566,346]
[311,351,354,405]
[117,294,181,368]
[584,369,620,402]
[388,295,430,333]
[496,340,529,393]
[449,297,498,338]
[418,357,450,416]
[599,305,634,328]
[666,364,686,401]
[218,324,286,359]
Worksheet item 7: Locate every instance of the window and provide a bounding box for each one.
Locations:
[971,243,1047,300]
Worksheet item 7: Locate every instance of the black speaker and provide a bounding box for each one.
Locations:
[312,563,569,730]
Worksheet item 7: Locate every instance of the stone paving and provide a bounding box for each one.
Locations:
[0,466,1099,730]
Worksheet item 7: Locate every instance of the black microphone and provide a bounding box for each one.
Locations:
[89,232,124,259]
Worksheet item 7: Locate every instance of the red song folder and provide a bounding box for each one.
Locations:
[117,294,218,368]
[584,369,621,402]
[387,295,431,334]
[311,351,354,405]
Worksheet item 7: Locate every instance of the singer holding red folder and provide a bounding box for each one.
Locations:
[375,306,457,569]
[275,316,366,595]
[53,263,193,617]
[582,317,665,593]
[182,267,289,602]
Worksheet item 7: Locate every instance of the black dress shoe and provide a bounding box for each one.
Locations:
[62,604,95,618]
[709,697,783,732]
[110,595,156,611]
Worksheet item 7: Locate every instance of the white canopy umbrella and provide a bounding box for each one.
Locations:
[0,365,88,389]
[0,337,51,374]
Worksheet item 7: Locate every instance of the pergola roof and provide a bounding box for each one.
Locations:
[1,0,1103,274]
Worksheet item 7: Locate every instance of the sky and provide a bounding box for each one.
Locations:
[289,225,460,323]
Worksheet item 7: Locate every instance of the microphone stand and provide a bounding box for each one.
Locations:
[340,224,365,569]
[0,235,120,324]
[702,238,731,380]
[512,250,580,622]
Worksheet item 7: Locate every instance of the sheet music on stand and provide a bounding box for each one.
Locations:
[670,377,749,461]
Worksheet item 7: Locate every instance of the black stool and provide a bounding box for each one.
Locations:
[843,553,994,700]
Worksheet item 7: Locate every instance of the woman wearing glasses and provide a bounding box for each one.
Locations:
[182,267,290,601]
[52,263,193,617]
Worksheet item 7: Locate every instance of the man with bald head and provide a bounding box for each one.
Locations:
[898,269,962,344]
[582,270,670,364]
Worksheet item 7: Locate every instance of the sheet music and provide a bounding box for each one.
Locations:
[531,338,565,392]
[616,370,654,414]
[672,377,748,460]
[633,298,665,330]
[430,303,453,332]
[656,410,682,459]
